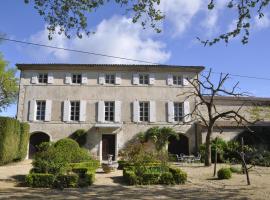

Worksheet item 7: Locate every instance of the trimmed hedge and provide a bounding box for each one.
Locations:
[27,161,98,188]
[54,174,78,188]
[217,168,232,179]
[26,173,55,188]
[123,166,187,185]
[18,122,30,160]
[160,172,175,185]
[169,167,187,184]
[0,117,29,165]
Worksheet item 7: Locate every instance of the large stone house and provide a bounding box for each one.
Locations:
[16,64,270,160]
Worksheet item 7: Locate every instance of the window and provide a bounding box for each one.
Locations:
[105,101,114,122]
[72,74,82,84]
[38,73,48,83]
[174,102,183,121]
[36,101,46,120]
[70,101,80,121]
[139,74,149,85]
[105,74,115,84]
[173,75,182,85]
[139,102,149,122]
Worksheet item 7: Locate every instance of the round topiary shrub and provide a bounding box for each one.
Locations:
[69,129,87,147]
[217,168,232,179]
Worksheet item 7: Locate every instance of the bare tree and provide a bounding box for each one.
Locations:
[183,69,253,166]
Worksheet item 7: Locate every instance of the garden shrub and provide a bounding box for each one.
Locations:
[230,166,242,174]
[17,122,30,160]
[169,167,187,184]
[217,168,232,179]
[118,160,128,170]
[69,129,87,147]
[25,173,55,188]
[0,117,21,165]
[78,171,95,187]
[70,161,100,171]
[123,165,187,185]
[54,174,78,188]
[32,138,92,174]
[72,167,88,177]
[142,172,160,185]
[159,172,175,185]
[123,170,138,185]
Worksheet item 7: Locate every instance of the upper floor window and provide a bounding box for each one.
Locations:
[36,101,46,121]
[105,74,115,84]
[139,102,149,122]
[105,101,115,122]
[72,74,82,84]
[38,73,48,83]
[139,74,149,85]
[173,75,182,85]
[70,101,80,121]
[174,102,183,121]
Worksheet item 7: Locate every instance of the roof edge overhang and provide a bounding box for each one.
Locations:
[16,63,205,73]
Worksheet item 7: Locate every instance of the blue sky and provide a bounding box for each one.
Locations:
[1,0,270,117]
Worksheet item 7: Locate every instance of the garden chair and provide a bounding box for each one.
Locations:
[193,153,201,163]
[176,154,185,162]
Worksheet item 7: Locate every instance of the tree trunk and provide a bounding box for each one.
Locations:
[213,145,217,176]
[205,127,212,166]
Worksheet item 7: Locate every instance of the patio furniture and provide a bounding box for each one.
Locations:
[176,154,184,162]
[193,153,201,163]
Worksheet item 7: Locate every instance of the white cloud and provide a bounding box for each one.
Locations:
[159,0,229,37]
[26,16,171,64]
[254,13,270,30]
[160,0,202,36]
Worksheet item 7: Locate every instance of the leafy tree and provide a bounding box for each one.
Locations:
[24,0,269,45]
[142,127,178,151]
[0,54,18,113]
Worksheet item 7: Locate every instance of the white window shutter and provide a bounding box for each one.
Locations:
[115,73,122,85]
[133,74,139,85]
[167,74,173,86]
[31,73,38,84]
[29,100,36,121]
[79,100,86,122]
[149,101,156,122]
[98,101,105,123]
[82,73,88,85]
[44,100,52,121]
[99,73,105,85]
[184,101,191,122]
[183,76,189,86]
[133,100,139,122]
[63,100,70,122]
[168,101,174,123]
[149,74,155,85]
[65,73,72,84]
[114,101,121,122]
[47,73,54,84]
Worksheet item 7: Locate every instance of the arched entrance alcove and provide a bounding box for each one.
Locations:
[168,134,189,155]
[29,132,50,158]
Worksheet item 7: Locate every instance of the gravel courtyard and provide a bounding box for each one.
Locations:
[0,161,270,199]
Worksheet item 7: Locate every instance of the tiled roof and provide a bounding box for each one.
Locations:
[203,95,270,104]
[16,63,205,72]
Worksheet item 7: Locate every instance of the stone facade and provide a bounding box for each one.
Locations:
[16,64,270,160]
[17,64,204,160]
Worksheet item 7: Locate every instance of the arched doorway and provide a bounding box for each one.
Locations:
[168,134,189,155]
[29,132,50,158]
